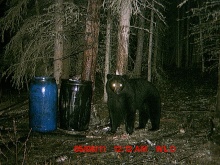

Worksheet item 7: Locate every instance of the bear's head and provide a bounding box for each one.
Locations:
[107,74,128,94]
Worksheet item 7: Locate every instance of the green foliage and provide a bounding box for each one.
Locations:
[0,0,79,89]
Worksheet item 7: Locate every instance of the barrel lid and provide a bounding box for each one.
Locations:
[32,77,56,82]
[61,79,92,86]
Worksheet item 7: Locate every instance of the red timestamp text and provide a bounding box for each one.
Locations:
[73,145,107,153]
[73,145,176,153]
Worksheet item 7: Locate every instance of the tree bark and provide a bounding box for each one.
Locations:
[133,12,145,77]
[53,0,63,86]
[197,1,205,73]
[176,3,183,68]
[185,2,190,68]
[81,0,101,87]
[153,20,158,74]
[214,54,220,132]
[216,54,220,118]
[61,47,70,79]
[116,0,131,75]
[177,7,180,68]
[104,10,112,103]
[148,0,154,82]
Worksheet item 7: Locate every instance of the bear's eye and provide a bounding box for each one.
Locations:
[112,83,116,87]
[119,84,123,87]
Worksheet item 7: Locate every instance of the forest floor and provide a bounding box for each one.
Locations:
[0,69,220,165]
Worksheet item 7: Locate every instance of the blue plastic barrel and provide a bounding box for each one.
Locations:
[29,77,58,132]
[59,79,92,131]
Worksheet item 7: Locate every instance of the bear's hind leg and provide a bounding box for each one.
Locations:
[149,103,160,131]
[149,119,160,131]
[136,103,149,129]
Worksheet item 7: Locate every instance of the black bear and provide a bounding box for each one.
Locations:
[106,74,161,134]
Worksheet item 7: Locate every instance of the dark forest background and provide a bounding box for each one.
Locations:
[0,0,220,118]
[1,0,220,164]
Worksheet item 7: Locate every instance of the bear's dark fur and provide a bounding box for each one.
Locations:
[106,74,161,134]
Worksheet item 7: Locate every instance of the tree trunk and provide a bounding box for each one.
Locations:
[153,20,158,75]
[197,1,205,73]
[133,11,145,77]
[176,7,180,68]
[61,48,70,79]
[185,2,190,68]
[216,54,220,118]
[53,0,64,86]
[61,27,71,79]
[104,10,112,103]
[200,20,205,72]
[81,0,101,88]
[177,3,183,68]
[116,0,131,75]
[214,54,220,133]
[148,0,154,82]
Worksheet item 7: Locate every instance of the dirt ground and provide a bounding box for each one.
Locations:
[0,71,220,165]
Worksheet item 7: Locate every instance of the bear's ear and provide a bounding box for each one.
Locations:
[107,74,113,80]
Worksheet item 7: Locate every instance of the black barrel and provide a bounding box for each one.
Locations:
[29,77,58,132]
[59,79,92,131]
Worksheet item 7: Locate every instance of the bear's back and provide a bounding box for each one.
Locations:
[128,78,160,107]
